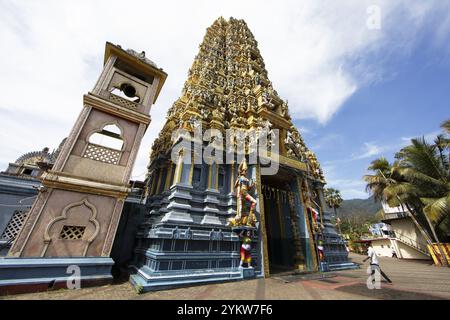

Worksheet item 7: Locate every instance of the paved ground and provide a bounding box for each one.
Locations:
[2,253,450,300]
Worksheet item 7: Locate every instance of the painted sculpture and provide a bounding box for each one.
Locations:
[227,160,257,228]
[239,230,253,268]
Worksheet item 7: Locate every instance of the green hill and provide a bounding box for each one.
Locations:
[338,196,382,218]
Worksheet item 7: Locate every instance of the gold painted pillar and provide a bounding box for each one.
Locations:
[155,167,164,195]
[297,177,318,272]
[164,163,174,191]
[173,150,184,184]
[149,168,159,196]
[207,163,213,189]
[230,161,236,193]
[315,187,326,227]
[188,150,194,185]
[256,164,270,277]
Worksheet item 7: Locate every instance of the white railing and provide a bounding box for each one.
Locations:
[395,232,429,255]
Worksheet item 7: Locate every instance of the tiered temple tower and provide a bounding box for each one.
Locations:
[130,17,352,292]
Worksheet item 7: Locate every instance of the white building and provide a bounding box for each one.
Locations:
[365,203,431,260]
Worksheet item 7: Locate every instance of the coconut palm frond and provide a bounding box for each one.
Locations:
[383,182,419,200]
[441,119,450,133]
[386,197,402,208]
[324,187,343,208]
[395,167,447,191]
[423,194,450,227]
[398,138,447,182]
[367,157,391,174]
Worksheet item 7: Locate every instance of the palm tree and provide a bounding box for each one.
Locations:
[324,188,344,234]
[441,119,450,134]
[364,135,450,266]
[394,137,449,262]
[395,139,448,221]
[363,157,446,265]
[364,157,396,202]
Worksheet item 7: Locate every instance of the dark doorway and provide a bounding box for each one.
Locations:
[261,168,297,274]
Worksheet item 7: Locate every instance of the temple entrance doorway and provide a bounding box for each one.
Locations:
[261,168,297,275]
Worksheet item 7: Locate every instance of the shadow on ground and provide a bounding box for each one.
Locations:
[336,283,446,300]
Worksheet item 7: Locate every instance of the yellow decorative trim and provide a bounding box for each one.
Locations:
[188,151,194,185]
[316,188,325,226]
[149,169,158,195]
[256,164,270,277]
[259,152,308,171]
[257,109,291,129]
[215,164,219,190]
[230,162,235,192]
[208,164,213,189]
[165,164,173,190]
[297,177,318,272]
[155,168,163,194]
[174,152,183,184]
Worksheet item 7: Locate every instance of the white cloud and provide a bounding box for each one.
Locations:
[0,0,449,178]
[309,133,343,150]
[352,142,384,160]
[322,164,368,199]
[401,130,443,145]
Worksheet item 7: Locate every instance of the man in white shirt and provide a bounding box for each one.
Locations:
[363,242,392,283]
[391,247,398,258]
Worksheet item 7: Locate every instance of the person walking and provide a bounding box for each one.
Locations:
[391,247,398,259]
[363,241,392,284]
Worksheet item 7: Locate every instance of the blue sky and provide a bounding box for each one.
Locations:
[299,23,450,198]
[0,1,449,199]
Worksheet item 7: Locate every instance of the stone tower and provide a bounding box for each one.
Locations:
[130,17,353,292]
[1,43,167,293]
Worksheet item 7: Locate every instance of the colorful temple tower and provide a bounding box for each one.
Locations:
[130,17,353,292]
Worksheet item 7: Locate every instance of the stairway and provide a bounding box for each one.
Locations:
[394,233,431,257]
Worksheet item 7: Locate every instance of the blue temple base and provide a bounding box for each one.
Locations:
[0,257,114,295]
[319,210,359,272]
[129,266,260,292]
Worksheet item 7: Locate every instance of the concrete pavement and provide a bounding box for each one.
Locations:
[2,253,450,300]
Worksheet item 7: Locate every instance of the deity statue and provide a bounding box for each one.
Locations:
[239,230,253,268]
[227,160,257,228]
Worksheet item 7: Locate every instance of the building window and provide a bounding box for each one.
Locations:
[1,210,28,241]
[59,225,86,240]
[84,124,124,165]
[111,83,140,103]
[88,124,124,151]
[22,168,33,175]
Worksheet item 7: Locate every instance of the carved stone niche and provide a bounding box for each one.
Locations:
[42,199,100,257]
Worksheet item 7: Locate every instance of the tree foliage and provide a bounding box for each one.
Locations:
[363,120,450,242]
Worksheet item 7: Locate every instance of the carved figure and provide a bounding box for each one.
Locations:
[239,230,253,268]
[227,160,257,227]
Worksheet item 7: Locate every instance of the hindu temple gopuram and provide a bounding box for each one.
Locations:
[129,17,354,292]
